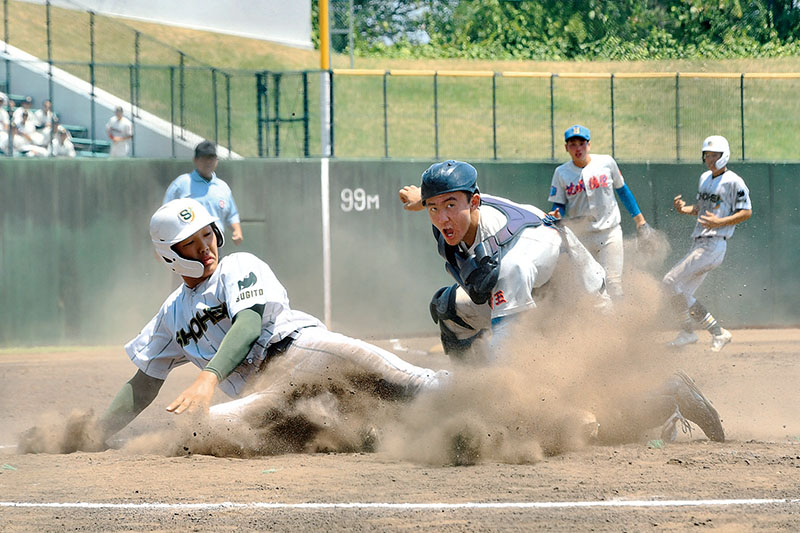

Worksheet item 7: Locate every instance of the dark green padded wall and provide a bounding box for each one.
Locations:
[0,158,796,346]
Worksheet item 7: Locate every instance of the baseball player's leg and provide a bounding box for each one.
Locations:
[663,239,727,347]
[286,327,448,395]
[210,326,449,420]
[595,225,624,300]
[596,370,724,444]
[559,226,612,311]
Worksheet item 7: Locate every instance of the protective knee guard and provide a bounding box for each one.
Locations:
[429,285,483,358]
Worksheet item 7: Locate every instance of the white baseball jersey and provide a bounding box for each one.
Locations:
[125,252,322,398]
[691,169,751,239]
[461,201,562,319]
[548,154,625,231]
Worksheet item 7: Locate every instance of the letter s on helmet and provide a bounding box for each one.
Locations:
[420,160,479,206]
[150,198,224,277]
[702,135,730,170]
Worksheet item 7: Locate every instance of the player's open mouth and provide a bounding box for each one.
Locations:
[201,255,216,266]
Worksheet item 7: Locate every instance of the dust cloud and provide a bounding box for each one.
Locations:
[18,232,689,465]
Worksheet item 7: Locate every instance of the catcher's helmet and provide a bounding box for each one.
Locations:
[150,198,224,278]
[702,135,730,170]
[420,160,479,205]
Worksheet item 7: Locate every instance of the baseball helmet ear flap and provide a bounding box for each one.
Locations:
[420,160,479,205]
[701,135,730,170]
[150,198,223,278]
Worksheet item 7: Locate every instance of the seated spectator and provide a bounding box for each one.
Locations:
[49,125,75,158]
[12,96,36,127]
[2,124,47,157]
[16,110,46,147]
[34,99,58,144]
[0,96,9,152]
[0,94,9,131]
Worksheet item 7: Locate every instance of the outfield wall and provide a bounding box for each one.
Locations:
[1,159,797,347]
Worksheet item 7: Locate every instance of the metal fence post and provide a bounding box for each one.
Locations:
[170,66,175,157]
[492,73,498,160]
[129,65,135,157]
[302,71,309,157]
[2,0,7,54]
[212,68,218,147]
[3,0,8,157]
[255,72,264,157]
[226,73,232,157]
[134,31,140,117]
[329,69,335,157]
[675,73,680,161]
[179,52,185,139]
[273,72,281,157]
[433,72,439,159]
[740,73,746,160]
[89,11,96,154]
[610,73,616,159]
[549,74,555,160]
[46,1,53,104]
[383,71,389,158]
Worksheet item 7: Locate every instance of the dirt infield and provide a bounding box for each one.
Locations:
[2,329,800,531]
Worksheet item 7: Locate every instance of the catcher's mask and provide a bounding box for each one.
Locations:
[701,135,730,170]
[150,198,224,278]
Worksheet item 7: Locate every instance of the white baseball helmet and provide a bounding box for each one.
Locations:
[150,198,224,277]
[701,135,730,170]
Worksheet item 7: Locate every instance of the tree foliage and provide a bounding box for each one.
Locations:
[313,0,800,60]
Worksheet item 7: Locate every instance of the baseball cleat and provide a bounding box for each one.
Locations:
[667,330,699,348]
[667,370,725,442]
[710,328,732,352]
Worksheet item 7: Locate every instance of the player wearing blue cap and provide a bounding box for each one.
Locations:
[548,125,653,300]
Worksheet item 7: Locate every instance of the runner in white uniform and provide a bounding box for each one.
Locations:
[663,135,752,352]
[399,160,610,363]
[548,125,653,299]
[99,198,448,444]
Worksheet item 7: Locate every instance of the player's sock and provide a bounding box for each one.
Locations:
[689,301,722,336]
[670,294,694,332]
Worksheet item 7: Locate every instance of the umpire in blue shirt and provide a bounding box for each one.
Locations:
[163,140,243,245]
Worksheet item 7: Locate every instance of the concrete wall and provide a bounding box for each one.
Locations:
[1,159,796,347]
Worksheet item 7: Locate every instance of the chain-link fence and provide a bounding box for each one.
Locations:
[329,69,800,162]
[1,0,798,161]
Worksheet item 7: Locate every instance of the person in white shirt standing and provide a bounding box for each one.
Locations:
[548,125,653,300]
[105,105,133,157]
[663,135,752,352]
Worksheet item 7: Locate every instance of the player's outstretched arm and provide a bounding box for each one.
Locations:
[100,370,164,440]
[166,307,262,415]
[398,185,425,211]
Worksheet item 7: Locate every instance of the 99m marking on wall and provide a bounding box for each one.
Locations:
[340,188,379,212]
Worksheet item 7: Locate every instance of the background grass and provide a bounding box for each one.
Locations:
[3,1,800,161]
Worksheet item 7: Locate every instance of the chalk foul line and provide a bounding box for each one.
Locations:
[1,499,799,511]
